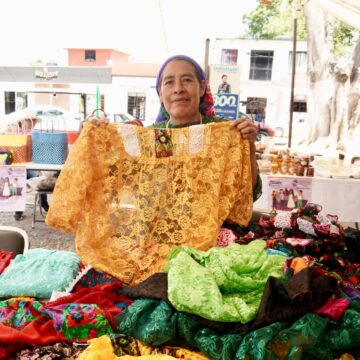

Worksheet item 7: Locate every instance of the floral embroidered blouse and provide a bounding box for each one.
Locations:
[46,121,253,285]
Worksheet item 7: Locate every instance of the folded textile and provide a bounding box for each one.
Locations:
[120,267,338,333]
[116,298,360,360]
[0,250,14,274]
[77,334,208,360]
[0,282,131,360]
[0,248,80,298]
[166,240,286,323]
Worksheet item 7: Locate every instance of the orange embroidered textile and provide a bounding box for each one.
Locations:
[46,122,253,285]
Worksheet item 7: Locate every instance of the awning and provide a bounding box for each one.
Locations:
[306,0,360,29]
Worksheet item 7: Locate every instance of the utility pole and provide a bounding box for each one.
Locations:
[204,38,210,79]
[288,0,300,148]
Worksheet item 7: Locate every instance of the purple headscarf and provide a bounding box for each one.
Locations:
[155,55,215,123]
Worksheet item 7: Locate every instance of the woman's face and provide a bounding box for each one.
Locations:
[159,60,206,124]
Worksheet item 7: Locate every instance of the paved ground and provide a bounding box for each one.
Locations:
[0,190,75,252]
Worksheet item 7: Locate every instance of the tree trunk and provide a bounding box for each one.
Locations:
[304,4,360,156]
[303,2,335,144]
[349,36,360,136]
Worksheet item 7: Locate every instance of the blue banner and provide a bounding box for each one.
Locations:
[212,93,239,120]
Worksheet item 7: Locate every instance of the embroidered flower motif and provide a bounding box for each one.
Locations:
[155,129,173,158]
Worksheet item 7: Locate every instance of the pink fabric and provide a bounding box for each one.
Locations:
[0,250,14,274]
[216,228,237,247]
[286,238,313,247]
[313,297,350,320]
[274,212,292,229]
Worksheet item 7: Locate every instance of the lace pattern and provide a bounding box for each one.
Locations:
[118,124,141,157]
[46,122,253,285]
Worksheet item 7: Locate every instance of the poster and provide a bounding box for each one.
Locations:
[267,176,312,212]
[212,93,239,120]
[209,64,241,95]
[0,166,26,212]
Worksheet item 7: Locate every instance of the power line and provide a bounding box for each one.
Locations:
[158,0,170,56]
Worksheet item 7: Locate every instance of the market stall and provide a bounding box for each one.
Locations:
[0,121,359,359]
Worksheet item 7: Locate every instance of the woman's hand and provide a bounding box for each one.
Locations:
[87,113,109,125]
[86,115,143,127]
[230,118,258,143]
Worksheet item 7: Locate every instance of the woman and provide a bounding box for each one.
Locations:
[92,54,261,200]
[153,55,261,199]
[49,55,261,285]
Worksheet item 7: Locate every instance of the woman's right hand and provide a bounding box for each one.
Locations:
[87,113,109,125]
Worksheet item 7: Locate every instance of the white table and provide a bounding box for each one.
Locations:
[17,162,63,171]
[255,174,360,224]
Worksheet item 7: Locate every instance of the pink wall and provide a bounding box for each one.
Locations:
[67,49,129,66]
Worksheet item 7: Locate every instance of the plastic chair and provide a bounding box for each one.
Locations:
[0,226,29,256]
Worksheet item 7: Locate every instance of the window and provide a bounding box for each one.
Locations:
[293,101,307,112]
[249,50,274,81]
[288,51,307,74]
[4,92,28,114]
[85,50,96,62]
[128,94,146,120]
[245,97,267,121]
[5,92,15,114]
[221,49,238,65]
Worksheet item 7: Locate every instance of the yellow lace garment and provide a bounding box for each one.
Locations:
[46,122,253,285]
[77,335,209,360]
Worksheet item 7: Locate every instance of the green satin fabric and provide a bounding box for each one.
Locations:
[166,240,286,323]
[116,298,360,360]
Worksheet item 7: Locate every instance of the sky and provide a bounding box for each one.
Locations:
[0,0,258,66]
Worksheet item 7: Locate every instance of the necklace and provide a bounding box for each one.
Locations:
[166,114,203,128]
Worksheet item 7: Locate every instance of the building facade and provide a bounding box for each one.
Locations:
[210,38,308,136]
[0,42,308,132]
[0,49,161,124]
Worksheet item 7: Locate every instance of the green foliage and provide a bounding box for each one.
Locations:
[243,0,354,54]
[243,0,300,40]
[333,21,356,57]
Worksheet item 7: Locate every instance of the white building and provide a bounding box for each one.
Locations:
[0,42,309,133]
[210,38,308,137]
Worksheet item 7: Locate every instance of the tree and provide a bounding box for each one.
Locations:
[302,1,359,153]
[243,0,307,41]
[244,0,360,154]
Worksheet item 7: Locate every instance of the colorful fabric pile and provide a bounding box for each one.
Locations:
[1,203,359,359]
[1,124,359,358]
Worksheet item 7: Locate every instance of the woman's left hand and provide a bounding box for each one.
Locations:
[230,118,258,143]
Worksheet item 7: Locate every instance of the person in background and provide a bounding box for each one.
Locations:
[11,177,18,197]
[217,74,231,94]
[91,54,261,200]
[297,190,303,208]
[14,170,50,221]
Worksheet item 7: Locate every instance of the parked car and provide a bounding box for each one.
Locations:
[238,111,275,140]
[273,117,309,141]
[32,105,82,132]
[107,113,135,123]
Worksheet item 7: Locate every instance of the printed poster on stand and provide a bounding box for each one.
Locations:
[209,64,241,95]
[0,166,26,212]
[212,93,239,120]
[267,176,312,212]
